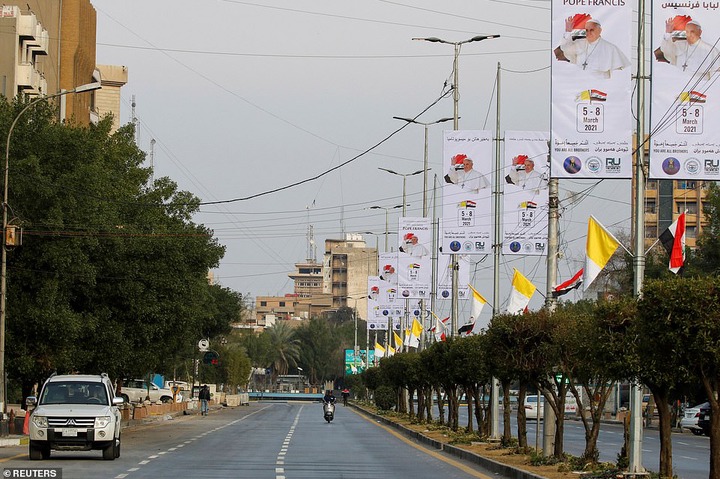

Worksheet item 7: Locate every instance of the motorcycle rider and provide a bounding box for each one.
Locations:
[323,390,336,404]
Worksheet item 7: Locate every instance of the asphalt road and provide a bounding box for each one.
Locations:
[0,403,505,479]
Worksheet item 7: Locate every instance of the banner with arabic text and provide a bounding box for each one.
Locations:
[649,4,720,179]
[551,2,633,178]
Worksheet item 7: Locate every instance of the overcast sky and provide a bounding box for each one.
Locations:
[91,0,632,318]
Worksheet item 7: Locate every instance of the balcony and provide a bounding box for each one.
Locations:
[15,63,45,94]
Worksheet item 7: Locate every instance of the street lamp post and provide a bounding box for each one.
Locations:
[0,82,101,432]
[392,117,453,216]
[411,34,499,339]
[412,35,500,130]
[367,205,404,252]
[377,167,425,217]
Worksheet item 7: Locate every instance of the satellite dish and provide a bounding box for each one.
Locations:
[198,339,210,351]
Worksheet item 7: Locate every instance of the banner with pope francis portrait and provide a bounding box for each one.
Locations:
[441,130,493,255]
[649,6,720,180]
[397,217,431,300]
[551,4,633,179]
[503,131,550,256]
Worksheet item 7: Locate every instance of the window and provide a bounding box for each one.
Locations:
[279,302,286,307]
[679,203,698,214]
[686,226,697,238]
[644,226,656,238]
[645,200,656,214]
[646,180,658,190]
[260,301,267,307]
[677,180,697,189]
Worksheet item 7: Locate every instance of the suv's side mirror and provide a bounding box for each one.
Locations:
[112,397,124,406]
[26,396,37,407]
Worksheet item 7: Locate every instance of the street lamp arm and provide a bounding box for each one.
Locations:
[378,167,399,175]
[466,34,501,43]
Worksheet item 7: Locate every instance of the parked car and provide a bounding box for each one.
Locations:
[698,402,712,436]
[525,395,544,419]
[119,379,174,404]
[681,402,707,435]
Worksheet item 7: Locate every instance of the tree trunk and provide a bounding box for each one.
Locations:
[517,384,528,449]
[655,395,674,479]
[502,381,512,444]
[417,388,425,422]
[425,388,434,422]
[466,386,474,433]
[437,387,446,425]
[408,387,415,419]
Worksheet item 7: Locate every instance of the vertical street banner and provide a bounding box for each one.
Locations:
[377,252,404,328]
[503,131,550,256]
[366,276,385,331]
[550,3,633,179]
[436,252,470,300]
[441,130,493,254]
[397,217,432,299]
[650,6,720,179]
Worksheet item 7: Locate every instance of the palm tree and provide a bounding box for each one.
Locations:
[265,322,301,380]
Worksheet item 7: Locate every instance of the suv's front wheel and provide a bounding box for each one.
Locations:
[29,440,50,460]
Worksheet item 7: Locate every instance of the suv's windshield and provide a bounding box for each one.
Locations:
[40,381,108,405]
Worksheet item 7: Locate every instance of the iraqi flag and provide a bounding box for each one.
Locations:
[429,313,449,342]
[553,269,584,297]
[458,321,475,336]
[659,212,686,275]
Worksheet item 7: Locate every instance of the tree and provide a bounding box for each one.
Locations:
[638,277,720,479]
[264,322,300,378]
[1,98,232,400]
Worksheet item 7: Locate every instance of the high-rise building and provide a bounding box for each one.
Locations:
[0,1,101,124]
[643,179,707,249]
[324,234,378,319]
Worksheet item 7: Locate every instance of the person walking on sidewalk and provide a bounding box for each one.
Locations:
[199,385,211,416]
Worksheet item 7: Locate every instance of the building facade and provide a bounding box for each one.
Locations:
[323,234,377,319]
[0,1,100,124]
[643,179,707,249]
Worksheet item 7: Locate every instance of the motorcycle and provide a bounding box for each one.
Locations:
[323,401,335,423]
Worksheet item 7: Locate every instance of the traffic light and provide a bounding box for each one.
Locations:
[202,351,220,365]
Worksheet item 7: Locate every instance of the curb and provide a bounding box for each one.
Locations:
[351,404,547,479]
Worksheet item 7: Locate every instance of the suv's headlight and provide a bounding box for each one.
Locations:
[32,416,48,428]
[94,416,112,428]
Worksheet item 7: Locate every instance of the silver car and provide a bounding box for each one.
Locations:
[680,402,707,435]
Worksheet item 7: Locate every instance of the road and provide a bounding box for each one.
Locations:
[0,403,501,479]
[0,403,711,479]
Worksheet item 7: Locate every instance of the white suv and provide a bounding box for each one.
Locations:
[27,373,123,460]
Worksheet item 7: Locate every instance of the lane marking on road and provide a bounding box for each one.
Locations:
[353,408,494,479]
[0,453,26,463]
[115,403,274,479]
[275,405,303,479]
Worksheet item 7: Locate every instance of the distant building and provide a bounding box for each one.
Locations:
[288,261,323,298]
[643,179,707,249]
[324,234,378,319]
[96,64,128,133]
[255,295,298,325]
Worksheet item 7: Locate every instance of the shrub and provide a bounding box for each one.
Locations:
[374,385,396,411]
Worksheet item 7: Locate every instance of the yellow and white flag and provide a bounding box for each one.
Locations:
[507,269,536,315]
[393,331,403,351]
[470,285,488,332]
[584,216,620,291]
[404,319,423,348]
[375,342,386,359]
[387,345,396,357]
